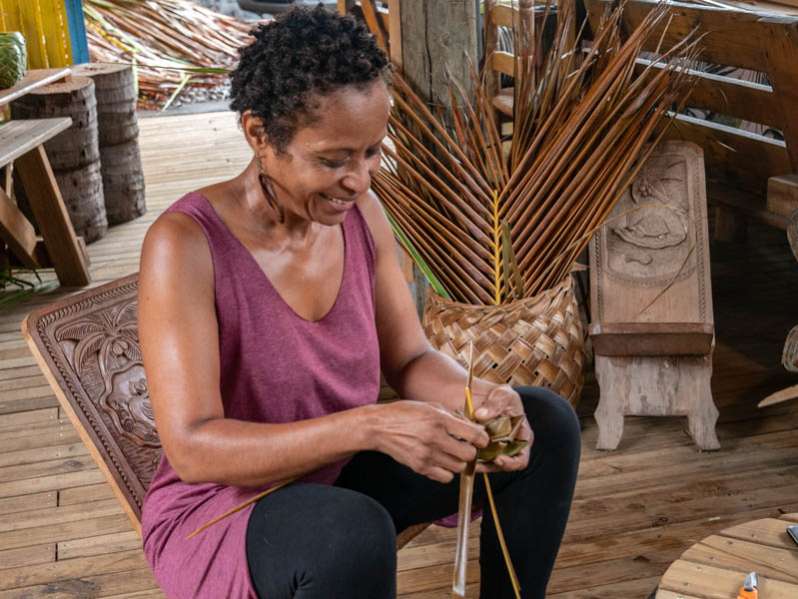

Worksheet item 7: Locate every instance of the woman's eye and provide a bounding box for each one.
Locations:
[320,157,346,168]
[366,147,382,158]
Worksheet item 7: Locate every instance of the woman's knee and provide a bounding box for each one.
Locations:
[247,485,396,598]
[309,489,397,588]
[514,386,581,455]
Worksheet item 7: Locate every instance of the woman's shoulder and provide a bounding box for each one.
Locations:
[140,193,214,289]
[355,190,393,259]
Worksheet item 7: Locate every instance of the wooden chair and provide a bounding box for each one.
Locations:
[484,0,553,120]
[589,141,720,451]
[0,68,90,286]
[584,0,798,241]
[22,274,426,546]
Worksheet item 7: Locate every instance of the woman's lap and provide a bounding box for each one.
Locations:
[245,386,581,599]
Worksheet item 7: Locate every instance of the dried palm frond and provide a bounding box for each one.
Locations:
[373,0,699,305]
[83,0,256,109]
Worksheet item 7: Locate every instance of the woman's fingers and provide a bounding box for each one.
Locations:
[442,411,489,449]
[473,384,522,422]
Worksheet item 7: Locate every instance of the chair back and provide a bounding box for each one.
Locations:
[23,274,153,534]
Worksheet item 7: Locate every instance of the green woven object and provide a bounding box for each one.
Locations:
[0,32,26,90]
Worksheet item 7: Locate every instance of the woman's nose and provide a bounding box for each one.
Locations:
[341,161,372,195]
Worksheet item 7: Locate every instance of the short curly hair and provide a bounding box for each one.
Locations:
[230,6,389,152]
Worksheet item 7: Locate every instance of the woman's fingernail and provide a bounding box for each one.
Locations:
[475,408,489,419]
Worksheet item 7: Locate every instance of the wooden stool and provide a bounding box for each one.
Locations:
[0,68,90,286]
[589,141,720,450]
[23,274,427,547]
[656,513,798,598]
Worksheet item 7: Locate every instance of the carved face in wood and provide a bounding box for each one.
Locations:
[606,154,696,285]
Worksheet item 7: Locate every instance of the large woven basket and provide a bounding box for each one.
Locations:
[423,276,585,407]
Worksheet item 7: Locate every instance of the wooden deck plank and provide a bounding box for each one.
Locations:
[57,531,141,561]
[0,513,131,553]
[0,543,55,570]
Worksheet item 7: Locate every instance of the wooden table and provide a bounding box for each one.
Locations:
[0,68,90,286]
[656,513,798,598]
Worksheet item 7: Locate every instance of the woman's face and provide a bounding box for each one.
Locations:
[254,79,392,227]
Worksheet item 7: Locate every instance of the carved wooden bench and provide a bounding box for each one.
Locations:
[22,274,427,546]
[589,141,720,450]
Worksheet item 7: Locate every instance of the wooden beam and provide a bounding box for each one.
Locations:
[635,58,783,131]
[388,0,402,66]
[668,113,791,194]
[761,15,798,172]
[397,0,479,112]
[588,0,798,72]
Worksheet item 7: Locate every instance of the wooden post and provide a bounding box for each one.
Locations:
[397,0,479,112]
[395,1,479,312]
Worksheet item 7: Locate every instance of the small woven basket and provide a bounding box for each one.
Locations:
[423,276,585,407]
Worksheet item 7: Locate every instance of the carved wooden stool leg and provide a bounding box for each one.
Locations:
[686,356,720,450]
[594,355,627,450]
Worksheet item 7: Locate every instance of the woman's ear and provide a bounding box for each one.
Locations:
[241,110,269,153]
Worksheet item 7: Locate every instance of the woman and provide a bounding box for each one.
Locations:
[138,7,580,599]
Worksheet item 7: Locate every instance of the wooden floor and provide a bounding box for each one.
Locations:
[1,111,797,598]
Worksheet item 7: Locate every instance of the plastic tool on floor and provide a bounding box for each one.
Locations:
[737,572,758,599]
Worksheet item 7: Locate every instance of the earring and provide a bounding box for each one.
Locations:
[257,161,285,224]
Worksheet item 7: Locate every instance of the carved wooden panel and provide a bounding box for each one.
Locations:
[589,141,714,353]
[23,273,158,530]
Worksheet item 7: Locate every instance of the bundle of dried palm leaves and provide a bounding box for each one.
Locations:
[83,0,256,109]
[373,0,699,305]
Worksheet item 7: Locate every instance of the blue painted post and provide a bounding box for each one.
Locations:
[64,0,90,64]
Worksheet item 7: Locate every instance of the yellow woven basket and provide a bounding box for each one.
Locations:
[423,276,585,407]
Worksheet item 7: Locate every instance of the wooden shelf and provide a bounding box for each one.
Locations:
[0,118,72,168]
[0,68,71,108]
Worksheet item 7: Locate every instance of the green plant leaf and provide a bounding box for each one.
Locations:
[385,211,451,299]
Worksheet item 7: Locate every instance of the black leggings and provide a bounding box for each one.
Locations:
[245,387,581,599]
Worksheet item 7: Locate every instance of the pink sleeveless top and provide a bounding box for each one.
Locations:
[141,192,381,598]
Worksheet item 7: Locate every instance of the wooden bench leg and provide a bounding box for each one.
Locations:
[0,186,39,269]
[15,145,90,287]
[594,355,627,450]
[594,355,720,451]
[686,356,720,451]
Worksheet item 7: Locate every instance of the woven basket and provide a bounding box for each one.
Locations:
[423,276,585,407]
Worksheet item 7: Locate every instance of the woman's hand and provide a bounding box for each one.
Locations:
[371,401,490,484]
[471,383,533,474]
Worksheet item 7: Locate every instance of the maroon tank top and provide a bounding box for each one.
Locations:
[141,192,380,598]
